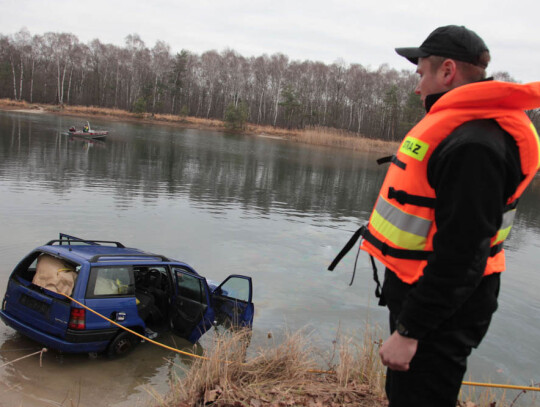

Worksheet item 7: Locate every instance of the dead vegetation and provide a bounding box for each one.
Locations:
[152,328,538,407]
[0,98,37,109]
[160,328,387,407]
[287,126,400,153]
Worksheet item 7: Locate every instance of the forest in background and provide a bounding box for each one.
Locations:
[1,29,538,141]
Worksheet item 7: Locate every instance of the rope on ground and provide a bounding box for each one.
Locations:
[62,294,540,393]
[0,347,44,353]
[306,370,540,393]
[0,348,47,369]
[462,381,540,392]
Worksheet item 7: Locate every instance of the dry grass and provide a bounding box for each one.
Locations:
[0,99,398,154]
[458,381,539,407]
[152,327,538,407]
[245,124,399,154]
[160,328,388,407]
[291,126,399,154]
[54,105,225,129]
[0,98,34,108]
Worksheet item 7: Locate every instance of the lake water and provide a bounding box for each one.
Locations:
[0,111,539,406]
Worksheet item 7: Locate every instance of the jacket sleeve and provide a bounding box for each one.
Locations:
[396,121,520,339]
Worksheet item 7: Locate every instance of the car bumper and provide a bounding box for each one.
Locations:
[0,310,115,353]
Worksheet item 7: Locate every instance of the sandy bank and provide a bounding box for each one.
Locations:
[8,106,46,114]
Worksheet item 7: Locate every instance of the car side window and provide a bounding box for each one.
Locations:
[218,277,251,302]
[87,266,134,297]
[175,269,206,305]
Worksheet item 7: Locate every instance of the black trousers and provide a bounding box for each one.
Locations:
[382,269,500,407]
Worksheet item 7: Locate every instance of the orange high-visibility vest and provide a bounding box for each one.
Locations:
[360,81,540,284]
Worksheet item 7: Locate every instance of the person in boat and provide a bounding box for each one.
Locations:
[83,123,89,133]
[331,26,540,406]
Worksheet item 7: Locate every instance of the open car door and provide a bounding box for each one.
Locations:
[212,275,254,329]
[170,268,214,343]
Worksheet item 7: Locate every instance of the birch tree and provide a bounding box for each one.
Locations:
[43,32,79,105]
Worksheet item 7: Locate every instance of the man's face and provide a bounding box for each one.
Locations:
[415,57,447,107]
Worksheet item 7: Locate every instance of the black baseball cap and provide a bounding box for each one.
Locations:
[395,25,489,68]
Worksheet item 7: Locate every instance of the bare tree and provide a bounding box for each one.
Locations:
[0,29,521,140]
[42,32,79,105]
[268,53,288,127]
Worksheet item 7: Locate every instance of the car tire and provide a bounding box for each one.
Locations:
[106,331,138,358]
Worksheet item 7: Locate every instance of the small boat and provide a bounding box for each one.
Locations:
[63,122,108,140]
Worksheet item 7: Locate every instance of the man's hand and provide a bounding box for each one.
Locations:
[379,331,418,371]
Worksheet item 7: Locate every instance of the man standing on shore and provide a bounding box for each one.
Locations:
[355,26,540,406]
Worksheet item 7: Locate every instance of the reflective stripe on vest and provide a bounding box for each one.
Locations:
[493,209,516,245]
[531,123,540,168]
[373,193,517,252]
[371,196,431,251]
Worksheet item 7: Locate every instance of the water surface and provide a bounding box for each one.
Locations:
[0,111,539,406]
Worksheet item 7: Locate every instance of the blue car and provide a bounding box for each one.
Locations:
[0,233,254,357]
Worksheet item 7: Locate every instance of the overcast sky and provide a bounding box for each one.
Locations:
[2,0,539,83]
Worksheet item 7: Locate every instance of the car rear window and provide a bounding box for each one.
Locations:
[13,251,80,297]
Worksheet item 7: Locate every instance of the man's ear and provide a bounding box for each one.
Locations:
[440,59,457,86]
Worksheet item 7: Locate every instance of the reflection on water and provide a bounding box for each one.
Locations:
[0,112,383,218]
[1,111,539,405]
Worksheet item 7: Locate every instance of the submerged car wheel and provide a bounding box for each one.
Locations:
[107,332,138,358]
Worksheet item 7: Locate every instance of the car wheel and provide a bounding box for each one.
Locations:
[107,331,138,358]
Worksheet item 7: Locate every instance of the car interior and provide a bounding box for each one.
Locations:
[133,266,171,330]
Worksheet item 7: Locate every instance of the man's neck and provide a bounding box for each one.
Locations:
[424,77,493,112]
[424,92,446,113]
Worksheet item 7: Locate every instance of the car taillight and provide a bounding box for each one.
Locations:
[68,307,86,330]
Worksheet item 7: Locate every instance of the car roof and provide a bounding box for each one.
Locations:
[38,244,174,265]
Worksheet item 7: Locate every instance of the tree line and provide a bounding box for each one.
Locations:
[0,29,537,141]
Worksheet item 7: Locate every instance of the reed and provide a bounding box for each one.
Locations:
[459,380,539,407]
[153,326,537,407]
[57,105,224,128]
[289,126,400,154]
[0,98,31,108]
[160,328,388,407]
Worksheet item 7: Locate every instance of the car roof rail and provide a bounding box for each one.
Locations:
[89,253,170,262]
[46,239,126,248]
[59,233,86,241]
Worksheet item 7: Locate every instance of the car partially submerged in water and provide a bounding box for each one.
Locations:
[0,234,254,357]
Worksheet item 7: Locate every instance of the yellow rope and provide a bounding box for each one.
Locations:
[62,294,212,361]
[307,370,540,393]
[462,381,540,392]
[61,294,540,393]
